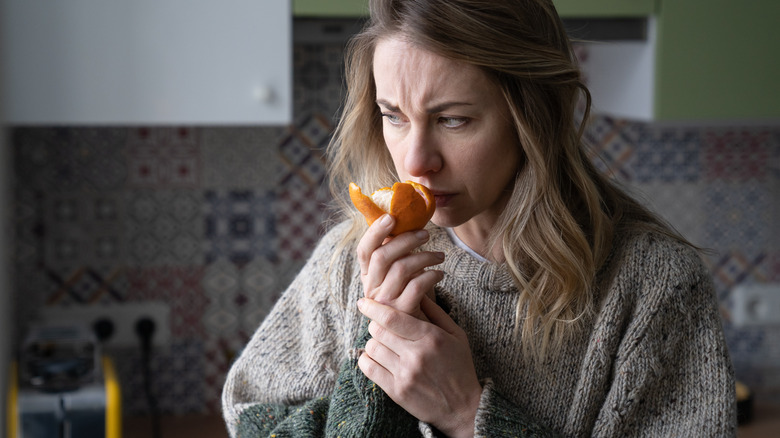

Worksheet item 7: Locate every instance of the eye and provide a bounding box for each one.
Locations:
[381,113,404,125]
[439,116,468,128]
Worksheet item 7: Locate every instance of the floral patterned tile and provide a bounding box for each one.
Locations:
[126,266,208,339]
[125,190,204,266]
[200,127,286,190]
[203,190,277,265]
[633,128,701,183]
[702,181,773,253]
[43,192,127,268]
[708,250,770,302]
[277,113,331,189]
[127,127,201,188]
[584,116,638,181]
[627,181,706,247]
[294,44,346,117]
[702,129,772,183]
[14,128,128,191]
[274,185,331,261]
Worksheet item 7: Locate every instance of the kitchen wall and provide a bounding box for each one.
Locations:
[2,11,13,429]
[8,39,780,417]
[1,129,12,435]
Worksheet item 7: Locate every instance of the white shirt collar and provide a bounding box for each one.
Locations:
[444,227,489,263]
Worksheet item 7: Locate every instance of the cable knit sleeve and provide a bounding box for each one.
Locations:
[466,232,735,437]
[590,234,736,436]
[221,222,362,437]
[229,319,421,438]
[472,380,560,437]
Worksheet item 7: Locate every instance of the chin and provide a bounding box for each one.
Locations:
[431,211,468,230]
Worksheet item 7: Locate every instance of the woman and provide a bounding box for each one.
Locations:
[222,0,736,436]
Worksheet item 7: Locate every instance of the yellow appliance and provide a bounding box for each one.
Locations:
[7,324,121,438]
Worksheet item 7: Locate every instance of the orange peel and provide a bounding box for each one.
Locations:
[349,181,436,236]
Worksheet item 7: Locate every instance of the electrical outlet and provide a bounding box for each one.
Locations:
[38,302,170,348]
[732,283,780,326]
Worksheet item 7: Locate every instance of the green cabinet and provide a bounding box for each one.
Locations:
[294,0,366,17]
[552,0,655,18]
[654,1,780,120]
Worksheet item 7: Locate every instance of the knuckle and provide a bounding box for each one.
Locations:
[405,277,426,296]
[370,249,389,268]
[406,354,426,374]
[395,380,416,400]
[367,320,385,339]
[428,331,447,349]
[358,354,376,376]
[381,307,402,327]
[356,242,371,264]
[364,338,379,356]
[389,260,412,279]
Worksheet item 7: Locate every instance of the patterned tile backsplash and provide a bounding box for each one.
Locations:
[10,40,780,416]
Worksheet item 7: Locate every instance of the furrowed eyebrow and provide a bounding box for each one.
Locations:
[376,99,400,112]
[376,99,473,114]
[427,101,473,113]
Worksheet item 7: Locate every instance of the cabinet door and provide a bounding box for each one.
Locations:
[655,1,780,120]
[1,0,291,125]
[294,0,367,17]
[553,0,655,18]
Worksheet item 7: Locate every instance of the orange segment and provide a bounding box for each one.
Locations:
[349,181,435,236]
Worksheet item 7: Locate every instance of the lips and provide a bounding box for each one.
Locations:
[408,181,454,208]
[431,191,455,207]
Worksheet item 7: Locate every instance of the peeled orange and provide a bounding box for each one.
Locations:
[349,181,435,236]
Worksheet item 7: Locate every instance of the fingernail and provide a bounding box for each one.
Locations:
[380,215,393,227]
[357,298,364,310]
[434,251,445,260]
[416,230,429,240]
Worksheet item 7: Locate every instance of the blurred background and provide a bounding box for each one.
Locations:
[1,1,779,437]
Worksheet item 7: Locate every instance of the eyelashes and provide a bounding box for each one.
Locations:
[381,113,470,129]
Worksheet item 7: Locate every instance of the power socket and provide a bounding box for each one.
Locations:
[38,302,170,348]
[732,283,780,326]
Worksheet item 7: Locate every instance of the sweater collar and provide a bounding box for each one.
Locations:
[426,225,517,292]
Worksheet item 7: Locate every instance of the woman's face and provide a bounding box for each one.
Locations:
[373,37,522,243]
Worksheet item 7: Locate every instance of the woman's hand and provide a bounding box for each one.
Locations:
[356,214,481,437]
[356,214,444,321]
[357,296,482,438]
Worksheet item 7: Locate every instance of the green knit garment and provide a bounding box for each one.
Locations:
[235,319,420,437]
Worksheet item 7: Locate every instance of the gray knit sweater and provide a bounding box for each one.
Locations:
[222,222,737,437]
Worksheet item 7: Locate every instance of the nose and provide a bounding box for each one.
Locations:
[403,125,442,177]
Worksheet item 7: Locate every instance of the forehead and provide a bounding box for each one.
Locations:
[373,37,493,103]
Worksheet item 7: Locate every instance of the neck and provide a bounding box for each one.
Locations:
[452,223,505,263]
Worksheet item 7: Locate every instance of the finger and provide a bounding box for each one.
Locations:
[357,214,395,276]
[371,252,443,303]
[357,351,394,390]
[366,320,411,368]
[390,270,444,319]
[421,296,461,335]
[363,337,400,372]
[362,230,433,293]
[358,298,424,340]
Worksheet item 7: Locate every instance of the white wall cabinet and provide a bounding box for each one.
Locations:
[1,1,292,125]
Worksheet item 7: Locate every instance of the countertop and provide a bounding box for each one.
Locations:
[124,414,228,438]
[738,403,780,438]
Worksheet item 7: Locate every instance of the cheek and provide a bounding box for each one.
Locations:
[383,135,407,177]
[478,140,521,188]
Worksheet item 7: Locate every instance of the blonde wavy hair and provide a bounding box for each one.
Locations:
[327,0,683,359]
